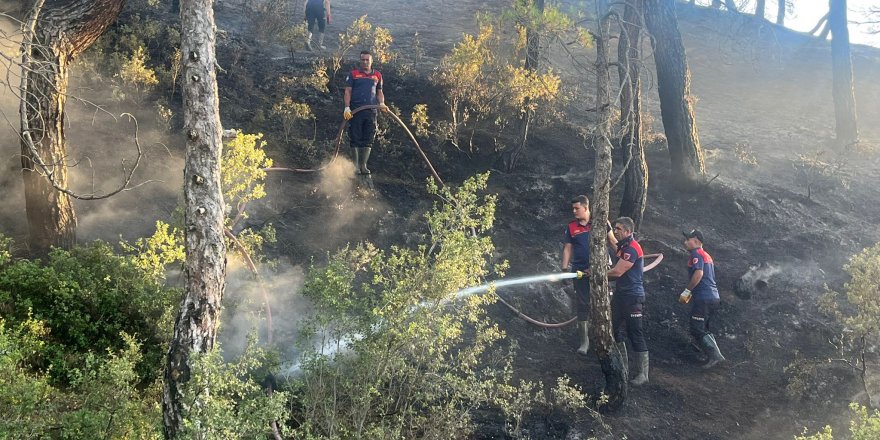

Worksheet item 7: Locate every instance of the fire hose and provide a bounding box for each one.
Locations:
[495,253,664,329]
[263,104,443,186]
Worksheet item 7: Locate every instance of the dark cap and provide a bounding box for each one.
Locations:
[683,229,705,243]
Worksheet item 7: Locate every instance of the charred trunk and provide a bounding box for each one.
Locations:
[645,0,706,187]
[162,0,228,437]
[20,0,124,256]
[776,0,786,25]
[617,0,648,230]
[829,0,859,148]
[591,0,627,411]
[755,0,766,20]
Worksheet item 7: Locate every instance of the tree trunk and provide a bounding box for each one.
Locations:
[504,0,544,171]
[711,0,721,8]
[162,0,228,438]
[645,0,706,187]
[776,0,786,26]
[829,0,859,148]
[723,0,738,12]
[20,0,124,256]
[755,0,766,20]
[617,0,648,230]
[591,0,627,411]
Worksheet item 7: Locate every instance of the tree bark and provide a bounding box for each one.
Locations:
[591,0,627,411]
[645,0,706,187]
[755,0,766,20]
[710,0,721,8]
[20,0,125,256]
[504,0,544,171]
[776,0,786,26]
[829,0,859,148]
[162,0,228,438]
[617,0,648,230]
[723,0,738,12]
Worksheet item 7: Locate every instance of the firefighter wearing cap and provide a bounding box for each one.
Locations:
[343,50,388,175]
[560,195,616,356]
[608,217,649,386]
[681,229,726,369]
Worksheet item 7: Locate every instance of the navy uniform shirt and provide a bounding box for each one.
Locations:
[563,220,593,271]
[688,247,720,301]
[345,67,383,109]
[615,235,645,297]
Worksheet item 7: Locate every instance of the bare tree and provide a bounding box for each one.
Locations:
[829,0,859,148]
[644,0,706,186]
[617,0,648,230]
[162,0,228,437]
[590,0,628,411]
[776,0,789,26]
[810,12,831,40]
[17,0,126,256]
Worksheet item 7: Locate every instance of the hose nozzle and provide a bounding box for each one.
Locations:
[576,271,585,279]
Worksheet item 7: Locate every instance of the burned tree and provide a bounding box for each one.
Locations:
[504,0,544,171]
[644,0,706,187]
[162,0,227,437]
[18,0,125,256]
[590,0,628,411]
[829,0,859,149]
[754,0,766,20]
[617,0,648,230]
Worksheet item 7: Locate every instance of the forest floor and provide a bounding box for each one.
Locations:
[3,0,880,438]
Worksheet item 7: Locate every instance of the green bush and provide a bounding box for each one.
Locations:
[0,239,180,385]
[795,403,880,439]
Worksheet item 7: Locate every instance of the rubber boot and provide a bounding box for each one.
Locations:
[317,31,326,50]
[576,321,590,355]
[701,334,726,369]
[630,351,649,386]
[358,147,371,174]
[616,341,628,379]
[352,148,361,175]
[306,32,313,51]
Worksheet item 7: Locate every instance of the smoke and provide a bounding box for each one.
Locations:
[734,260,826,300]
[218,258,313,361]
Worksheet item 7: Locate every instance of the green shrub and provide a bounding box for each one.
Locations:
[795,403,880,439]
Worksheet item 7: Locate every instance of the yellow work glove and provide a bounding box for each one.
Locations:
[678,288,692,304]
[343,107,353,120]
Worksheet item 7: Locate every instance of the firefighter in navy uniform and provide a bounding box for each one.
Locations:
[608,217,649,386]
[343,50,387,175]
[680,229,726,369]
[560,195,616,356]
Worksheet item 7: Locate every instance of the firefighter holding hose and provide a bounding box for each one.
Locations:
[343,50,388,175]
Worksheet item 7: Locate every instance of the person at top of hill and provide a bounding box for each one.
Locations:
[304,0,331,50]
[560,195,616,356]
[680,229,726,369]
[343,50,388,175]
[608,217,649,386]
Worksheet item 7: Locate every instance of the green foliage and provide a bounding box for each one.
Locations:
[120,220,185,282]
[119,45,159,101]
[292,173,515,438]
[0,240,180,385]
[332,16,396,76]
[271,97,316,142]
[795,403,880,439]
[495,378,546,438]
[410,104,431,137]
[222,131,274,217]
[278,22,310,55]
[0,318,162,439]
[180,336,289,439]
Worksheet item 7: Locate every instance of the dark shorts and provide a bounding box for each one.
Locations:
[689,298,720,339]
[349,110,377,148]
[306,7,325,33]
[572,273,590,320]
[612,294,647,352]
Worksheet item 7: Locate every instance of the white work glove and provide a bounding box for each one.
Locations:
[678,288,692,304]
[343,106,352,120]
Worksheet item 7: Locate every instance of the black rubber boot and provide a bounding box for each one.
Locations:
[630,351,649,386]
[701,334,726,369]
[359,147,371,174]
[352,148,361,175]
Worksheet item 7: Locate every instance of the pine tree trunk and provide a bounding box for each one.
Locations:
[20,0,124,256]
[723,0,738,12]
[162,0,228,437]
[829,0,859,148]
[645,0,706,187]
[711,0,721,8]
[591,0,627,411]
[617,0,648,230]
[504,0,543,171]
[776,0,786,25]
[754,0,766,19]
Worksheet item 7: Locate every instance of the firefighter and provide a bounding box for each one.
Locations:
[304,0,331,51]
[608,217,649,386]
[680,229,726,369]
[560,195,616,355]
[343,50,388,175]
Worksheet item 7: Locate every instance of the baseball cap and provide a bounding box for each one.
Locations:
[682,229,705,243]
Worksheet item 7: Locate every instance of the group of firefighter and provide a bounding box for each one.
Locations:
[561,196,726,386]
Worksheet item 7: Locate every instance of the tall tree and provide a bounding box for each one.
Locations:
[162,0,228,437]
[644,0,706,186]
[19,0,125,256]
[590,0,628,411]
[504,0,544,171]
[828,0,859,148]
[776,0,787,26]
[755,0,766,20]
[617,0,648,229]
